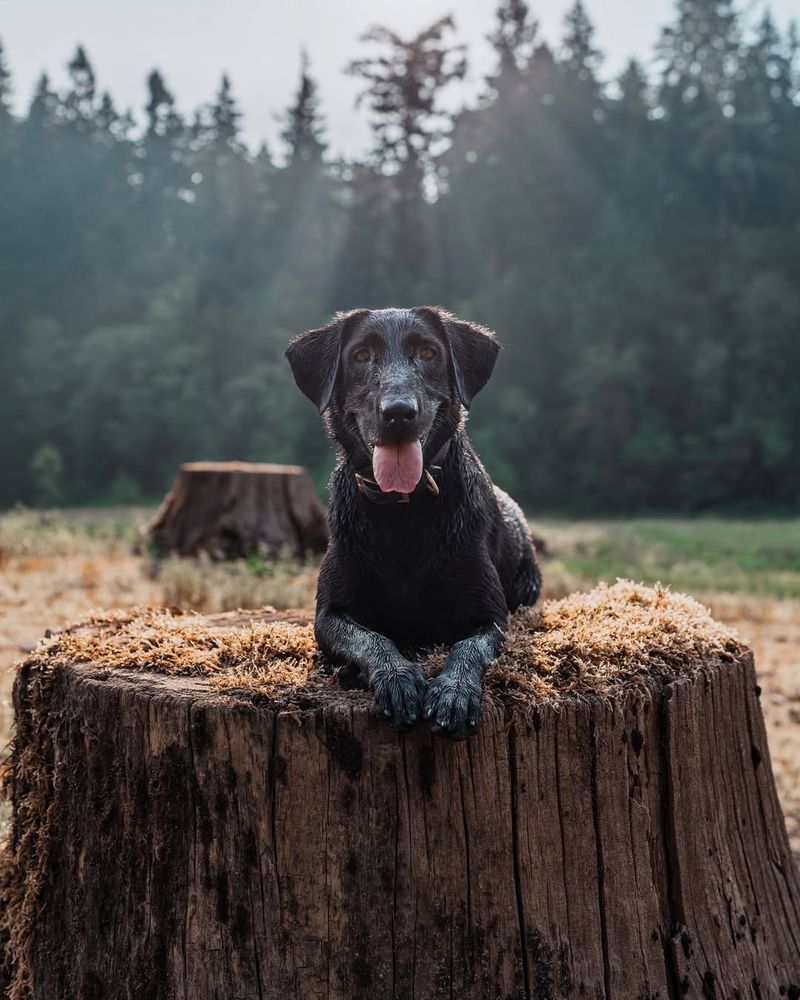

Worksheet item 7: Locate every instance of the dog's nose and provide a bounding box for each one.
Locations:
[380,397,418,424]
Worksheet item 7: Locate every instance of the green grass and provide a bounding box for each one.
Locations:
[533,518,800,599]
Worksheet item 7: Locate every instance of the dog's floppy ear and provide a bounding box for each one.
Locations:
[416,306,501,409]
[285,309,369,412]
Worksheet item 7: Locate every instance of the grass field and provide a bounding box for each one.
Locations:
[4,507,800,599]
[0,506,798,854]
[538,517,800,599]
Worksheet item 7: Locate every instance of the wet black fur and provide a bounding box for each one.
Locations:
[286,306,541,739]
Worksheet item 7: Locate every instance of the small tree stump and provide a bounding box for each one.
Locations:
[147,461,329,559]
[1,585,799,999]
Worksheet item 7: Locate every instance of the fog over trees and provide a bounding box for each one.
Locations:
[1,0,799,512]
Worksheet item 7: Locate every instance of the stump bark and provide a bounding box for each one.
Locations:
[147,461,329,558]
[2,601,799,1000]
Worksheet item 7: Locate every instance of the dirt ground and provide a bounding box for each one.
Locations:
[0,551,798,858]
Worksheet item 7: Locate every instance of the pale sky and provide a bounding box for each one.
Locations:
[0,0,794,157]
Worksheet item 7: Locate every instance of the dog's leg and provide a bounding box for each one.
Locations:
[316,611,427,729]
[424,625,505,740]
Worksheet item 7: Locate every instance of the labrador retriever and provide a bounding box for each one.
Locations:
[286,306,540,739]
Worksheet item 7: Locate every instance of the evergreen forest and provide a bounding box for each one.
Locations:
[1,0,799,512]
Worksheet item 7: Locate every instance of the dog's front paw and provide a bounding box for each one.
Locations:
[370,661,426,730]
[424,672,482,741]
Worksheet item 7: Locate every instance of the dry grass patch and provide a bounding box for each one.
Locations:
[155,553,318,612]
[0,506,151,560]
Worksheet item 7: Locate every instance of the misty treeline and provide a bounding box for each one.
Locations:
[1,0,799,512]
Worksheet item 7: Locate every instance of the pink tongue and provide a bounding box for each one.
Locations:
[372,440,423,494]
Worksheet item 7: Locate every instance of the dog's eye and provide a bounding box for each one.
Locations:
[419,346,437,361]
[353,348,371,363]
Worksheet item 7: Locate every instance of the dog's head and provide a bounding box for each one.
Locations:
[285,306,500,493]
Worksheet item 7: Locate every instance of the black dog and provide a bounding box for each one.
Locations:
[286,306,540,739]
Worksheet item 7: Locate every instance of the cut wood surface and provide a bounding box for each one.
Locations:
[147,461,329,559]
[1,584,799,1000]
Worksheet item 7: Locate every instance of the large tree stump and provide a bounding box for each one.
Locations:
[1,584,799,999]
[147,461,329,558]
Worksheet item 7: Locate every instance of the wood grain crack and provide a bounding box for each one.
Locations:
[589,703,612,1000]
[508,722,531,1000]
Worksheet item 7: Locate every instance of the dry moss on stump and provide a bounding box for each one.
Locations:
[2,582,799,1000]
[10,579,743,700]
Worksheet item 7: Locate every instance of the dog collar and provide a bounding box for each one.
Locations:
[355,467,441,504]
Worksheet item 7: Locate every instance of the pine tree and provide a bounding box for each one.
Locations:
[0,34,16,396]
[0,38,12,127]
[347,16,467,192]
[657,0,740,110]
[207,73,243,153]
[561,1,600,81]
[96,92,131,143]
[445,1,537,179]
[528,41,557,97]
[729,14,799,227]
[553,0,605,182]
[617,59,648,116]
[0,34,14,237]
[63,45,97,129]
[486,0,537,93]
[137,69,190,289]
[557,1,603,139]
[142,69,186,191]
[346,16,467,295]
[606,60,656,210]
[281,51,326,167]
[145,70,182,137]
[27,73,59,129]
[736,12,794,119]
